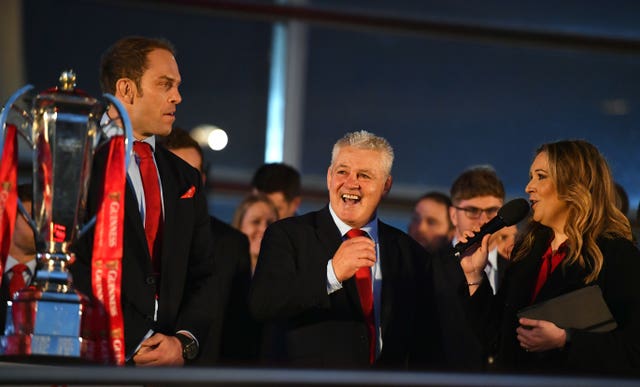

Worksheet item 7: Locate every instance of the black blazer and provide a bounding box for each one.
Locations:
[471,233,640,375]
[71,142,217,358]
[195,216,261,366]
[249,206,442,369]
[432,245,491,371]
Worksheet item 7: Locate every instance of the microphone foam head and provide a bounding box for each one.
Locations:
[498,198,530,226]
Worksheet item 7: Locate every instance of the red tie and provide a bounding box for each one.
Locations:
[346,228,375,364]
[9,263,28,296]
[133,142,163,272]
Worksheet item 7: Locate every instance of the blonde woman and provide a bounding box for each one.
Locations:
[232,194,279,275]
[461,140,640,375]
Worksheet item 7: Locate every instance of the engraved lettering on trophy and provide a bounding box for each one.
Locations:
[57,337,75,356]
[32,335,51,354]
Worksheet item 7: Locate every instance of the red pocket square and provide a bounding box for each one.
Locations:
[180,185,196,199]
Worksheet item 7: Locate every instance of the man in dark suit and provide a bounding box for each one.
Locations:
[71,36,217,366]
[250,130,442,369]
[161,127,259,365]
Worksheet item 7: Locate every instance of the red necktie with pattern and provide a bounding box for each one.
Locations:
[346,228,375,364]
[133,142,163,273]
[9,263,28,295]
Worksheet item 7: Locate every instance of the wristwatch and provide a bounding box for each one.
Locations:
[176,333,198,361]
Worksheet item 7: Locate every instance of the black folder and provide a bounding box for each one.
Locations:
[517,285,617,332]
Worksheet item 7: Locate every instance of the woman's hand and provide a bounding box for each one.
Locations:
[458,229,491,295]
[516,317,567,352]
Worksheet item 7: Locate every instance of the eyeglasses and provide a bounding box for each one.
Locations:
[454,206,500,219]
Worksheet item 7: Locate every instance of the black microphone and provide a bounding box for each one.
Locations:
[453,198,530,257]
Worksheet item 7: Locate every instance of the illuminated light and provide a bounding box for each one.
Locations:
[265,23,287,162]
[191,124,229,151]
[208,128,228,151]
[601,98,629,116]
[191,124,215,146]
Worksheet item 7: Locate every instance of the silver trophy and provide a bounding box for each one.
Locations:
[0,71,132,361]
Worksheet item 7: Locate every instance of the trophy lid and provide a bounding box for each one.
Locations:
[59,70,77,91]
[37,70,97,107]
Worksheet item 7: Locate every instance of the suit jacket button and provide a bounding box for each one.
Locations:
[145,276,156,285]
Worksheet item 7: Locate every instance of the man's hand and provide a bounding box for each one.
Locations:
[133,333,184,367]
[331,235,376,282]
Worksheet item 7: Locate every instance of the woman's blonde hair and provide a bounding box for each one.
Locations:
[231,193,279,230]
[513,140,632,283]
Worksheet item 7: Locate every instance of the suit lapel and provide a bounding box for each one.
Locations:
[154,148,180,250]
[534,256,587,303]
[315,207,343,259]
[315,207,364,316]
[377,222,395,335]
[153,147,183,298]
[124,180,151,268]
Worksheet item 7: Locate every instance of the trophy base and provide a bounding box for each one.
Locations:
[1,286,96,361]
[2,333,84,357]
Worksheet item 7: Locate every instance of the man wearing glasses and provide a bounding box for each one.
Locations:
[448,166,507,294]
[427,166,507,371]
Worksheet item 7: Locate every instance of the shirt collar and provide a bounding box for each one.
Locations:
[137,136,157,152]
[100,112,156,151]
[5,255,36,275]
[328,205,379,243]
[487,247,498,268]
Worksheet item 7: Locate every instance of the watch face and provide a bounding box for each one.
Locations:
[177,334,198,360]
[183,340,198,360]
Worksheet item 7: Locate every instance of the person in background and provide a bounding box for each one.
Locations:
[232,194,279,275]
[449,166,508,294]
[250,130,442,369]
[460,139,640,375]
[490,225,518,259]
[1,184,36,332]
[71,36,216,366]
[161,127,260,365]
[408,191,454,254]
[251,163,301,219]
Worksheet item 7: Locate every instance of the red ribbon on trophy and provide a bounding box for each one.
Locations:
[91,135,126,365]
[0,124,19,287]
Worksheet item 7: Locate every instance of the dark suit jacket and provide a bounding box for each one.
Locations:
[71,142,217,359]
[249,205,442,369]
[432,245,487,371]
[196,216,261,366]
[495,253,509,292]
[471,232,640,375]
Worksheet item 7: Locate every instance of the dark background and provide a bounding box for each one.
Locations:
[16,0,640,228]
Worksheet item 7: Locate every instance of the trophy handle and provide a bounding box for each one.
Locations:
[0,84,35,154]
[76,93,134,239]
[17,198,39,238]
[101,93,134,168]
